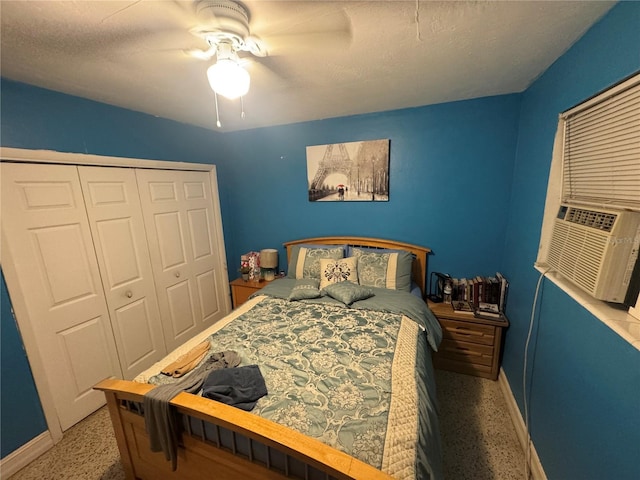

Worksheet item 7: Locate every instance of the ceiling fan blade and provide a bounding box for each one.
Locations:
[95,0,199,32]
[260,30,352,57]
[184,44,218,60]
[242,58,287,91]
[248,4,352,56]
[169,0,197,16]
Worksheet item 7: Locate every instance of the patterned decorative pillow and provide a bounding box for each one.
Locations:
[318,257,358,290]
[322,281,374,305]
[287,245,344,279]
[346,245,409,257]
[288,278,322,301]
[351,247,413,292]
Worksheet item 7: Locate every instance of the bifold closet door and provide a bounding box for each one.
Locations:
[78,166,167,379]
[136,169,228,352]
[1,163,121,430]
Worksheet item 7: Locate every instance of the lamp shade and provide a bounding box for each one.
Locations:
[260,249,278,269]
[207,59,250,99]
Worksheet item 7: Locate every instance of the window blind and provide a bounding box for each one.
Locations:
[562,75,640,210]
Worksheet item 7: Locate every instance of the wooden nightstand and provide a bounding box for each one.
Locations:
[230,278,268,308]
[428,300,509,380]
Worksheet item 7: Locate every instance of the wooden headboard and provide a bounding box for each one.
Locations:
[283,236,431,296]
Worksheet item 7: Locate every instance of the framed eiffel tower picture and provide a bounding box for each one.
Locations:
[306,139,390,202]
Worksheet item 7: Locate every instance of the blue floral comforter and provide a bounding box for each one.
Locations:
[148,279,443,479]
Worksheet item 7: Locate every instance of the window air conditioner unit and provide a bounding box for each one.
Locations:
[546,204,640,303]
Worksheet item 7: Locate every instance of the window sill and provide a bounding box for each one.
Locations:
[534,265,640,351]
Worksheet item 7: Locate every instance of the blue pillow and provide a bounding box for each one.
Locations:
[351,247,413,292]
[322,281,374,305]
[287,245,345,279]
[346,245,413,257]
[288,278,322,301]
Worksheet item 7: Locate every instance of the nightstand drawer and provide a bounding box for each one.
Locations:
[233,287,255,307]
[437,338,495,367]
[427,299,509,380]
[433,357,494,377]
[230,278,267,309]
[440,319,496,346]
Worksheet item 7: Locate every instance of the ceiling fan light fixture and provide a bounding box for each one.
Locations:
[207,58,250,100]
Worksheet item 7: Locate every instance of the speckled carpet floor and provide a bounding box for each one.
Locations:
[436,370,525,479]
[8,370,525,480]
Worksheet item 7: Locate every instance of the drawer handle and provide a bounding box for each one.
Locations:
[453,327,483,337]
[125,290,133,298]
[448,347,482,357]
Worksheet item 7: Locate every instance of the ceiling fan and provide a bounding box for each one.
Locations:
[156,0,351,127]
[179,0,352,93]
[186,0,266,100]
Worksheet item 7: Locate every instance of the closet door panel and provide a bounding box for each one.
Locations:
[32,224,96,306]
[137,169,227,352]
[60,316,115,393]
[197,270,218,319]
[188,208,213,259]
[95,218,139,287]
[183,173,221,325]
[1,163,121,430]
[79,166,166,379]
[155,211,188,269]
[138,173,199,349]
[114,299,155,369]
[166,280,197,337]
[188,207,220,323]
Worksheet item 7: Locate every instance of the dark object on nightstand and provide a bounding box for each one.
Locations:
[427,272,451,303]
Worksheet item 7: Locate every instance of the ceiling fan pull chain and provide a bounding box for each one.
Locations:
[240,96,246,120]
[214,92,222,128]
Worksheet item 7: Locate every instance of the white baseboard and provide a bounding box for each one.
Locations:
[0,431,53,478]
[498,368,547,480]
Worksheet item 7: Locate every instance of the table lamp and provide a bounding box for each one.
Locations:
[260,249,278,281]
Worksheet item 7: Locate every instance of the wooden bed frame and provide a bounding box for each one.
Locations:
[95,237,431,480]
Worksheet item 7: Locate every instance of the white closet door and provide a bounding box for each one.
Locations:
[1,163,121,430]
[136,169,227,352]
[78,166,166,379]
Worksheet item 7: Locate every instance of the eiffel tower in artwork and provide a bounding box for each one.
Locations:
[309,143,353,190]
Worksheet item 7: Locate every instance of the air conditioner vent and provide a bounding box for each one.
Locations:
[546,204,640,303]
[565,207,617,232]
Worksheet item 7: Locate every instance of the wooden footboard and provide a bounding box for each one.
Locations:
[95,379,394,480]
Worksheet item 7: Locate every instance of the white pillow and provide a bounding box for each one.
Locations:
[319,257,358,290]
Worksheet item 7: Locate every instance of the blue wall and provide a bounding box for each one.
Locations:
[1,271,48,457]
[1,3,638,477]
[0,79,226,162]
[215,96,520,280]
[501,2,640,479]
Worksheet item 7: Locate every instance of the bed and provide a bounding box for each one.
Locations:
[95,236,443,480]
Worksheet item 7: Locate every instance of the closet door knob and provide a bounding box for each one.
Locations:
[175,271,181,278]
[126,290,133,298]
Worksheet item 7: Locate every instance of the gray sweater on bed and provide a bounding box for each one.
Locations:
[202,364,268,411]
[143,350,240,471]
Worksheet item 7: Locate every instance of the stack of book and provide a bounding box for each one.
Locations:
[450,273,509,320]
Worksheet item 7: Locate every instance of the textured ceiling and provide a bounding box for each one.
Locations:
[0,1,616,132]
